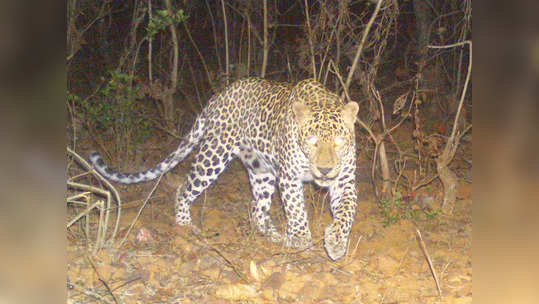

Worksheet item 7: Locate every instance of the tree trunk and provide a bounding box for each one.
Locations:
[260,0,268,78]
[413,0,431,89]
[379,140,392,200]
[437,157,458,214]
[413,0,430,53]
[164,0,178,131]
[220,0,230,84]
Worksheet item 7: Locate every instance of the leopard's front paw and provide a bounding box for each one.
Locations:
[268,230,284,243]
[324,224,347,261]
[285,232,313,250]
[175,215,192,226]
[255,222,284,243]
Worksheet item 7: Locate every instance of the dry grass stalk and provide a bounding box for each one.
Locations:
[343,235,362,264]
[415,228,442,298]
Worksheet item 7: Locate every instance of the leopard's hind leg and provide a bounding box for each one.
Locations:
[175,135,237,226]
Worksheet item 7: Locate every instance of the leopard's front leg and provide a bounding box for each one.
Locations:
[325,171,358,260]
[278,177,313,250]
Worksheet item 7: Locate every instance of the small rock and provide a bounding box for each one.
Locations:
[135,227,154,243]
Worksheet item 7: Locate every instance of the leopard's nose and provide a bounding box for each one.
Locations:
[318,167,332,176]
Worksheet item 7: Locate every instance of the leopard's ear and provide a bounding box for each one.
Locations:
[292,102,311,125]
[341,102,359,130]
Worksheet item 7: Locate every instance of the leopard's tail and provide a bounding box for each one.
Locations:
[89,116,206,184]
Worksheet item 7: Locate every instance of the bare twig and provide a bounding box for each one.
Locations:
[68,281,114,304]
[111,275,142,292]
[415,229,442,298]
[86,255,119,304]
[120,1,145,75]
[330,59,376,140]
[455,0,472,91]
[225,2,263,45]
[393,157,407,194]
[317,18,339,82]
[66,0,78,62]
[118,173,164,248]
[205,0,222,72]
[67,0,111,63]
[187,58,203,106]
[183,21,213,90]
[427,40,472,141]
[344,0,384,92]
[458,124,472,141]
[411,174,439,192]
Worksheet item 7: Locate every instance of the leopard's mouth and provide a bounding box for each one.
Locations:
[312,174,337,187]
[312,168,339,182]
[315,175,336,181]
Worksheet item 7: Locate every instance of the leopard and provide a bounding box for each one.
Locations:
[90,78,359,260]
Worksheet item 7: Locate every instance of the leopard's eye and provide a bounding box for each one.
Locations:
[334,136,345,147]
[306,135,319,145]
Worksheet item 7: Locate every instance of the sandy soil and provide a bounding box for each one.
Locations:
[68,149,472,303]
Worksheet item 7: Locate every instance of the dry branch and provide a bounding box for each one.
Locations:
[428,41,472,141]
[330,59,375,140]
[344,0,384,92]
[67,147,122,248]
[66,199,104,230]
[427,40,472,213]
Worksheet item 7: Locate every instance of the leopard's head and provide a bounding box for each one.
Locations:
[293,100,358,187]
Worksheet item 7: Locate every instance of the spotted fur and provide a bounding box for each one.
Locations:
[90,78,359,260]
